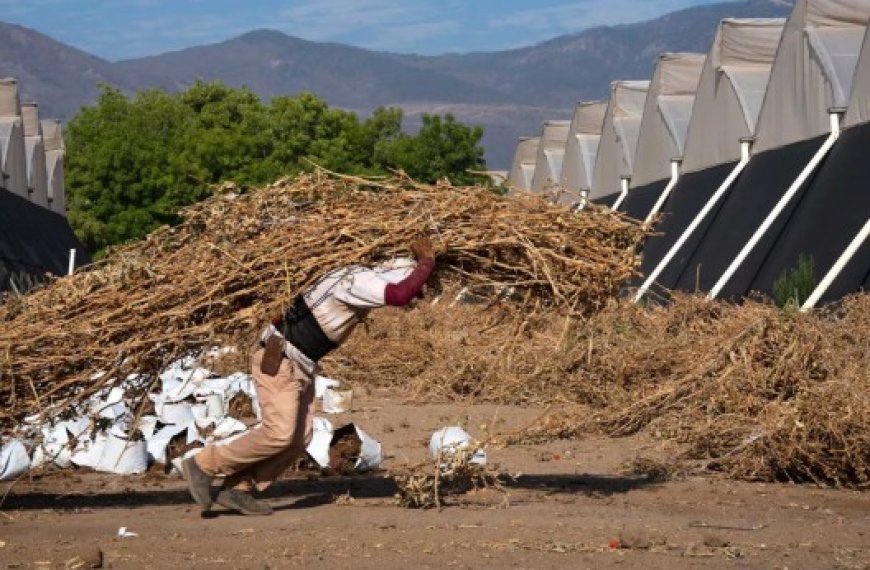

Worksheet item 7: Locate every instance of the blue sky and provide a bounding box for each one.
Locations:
[1,0,723,61]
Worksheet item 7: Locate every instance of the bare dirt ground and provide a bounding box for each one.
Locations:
[1,389,868,569]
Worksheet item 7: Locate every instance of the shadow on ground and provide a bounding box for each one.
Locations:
[1,471,660,513]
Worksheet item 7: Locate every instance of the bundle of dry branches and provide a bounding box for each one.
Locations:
[392,451,507,509]
[0,171,646,430]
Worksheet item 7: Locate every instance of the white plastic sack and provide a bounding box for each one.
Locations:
[0,440,31,480]
[96,429,148,475]
[353,425,382,472]
[322,388,353,414]
[314,375,341,399]
[306,417,334,468]
[429,426,486,466]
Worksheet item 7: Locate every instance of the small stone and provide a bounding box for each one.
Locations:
[703,534,730,548]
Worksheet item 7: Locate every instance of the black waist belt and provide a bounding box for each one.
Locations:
[277,294,337,362]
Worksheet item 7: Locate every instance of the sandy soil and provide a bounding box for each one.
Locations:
[1,390,868,569]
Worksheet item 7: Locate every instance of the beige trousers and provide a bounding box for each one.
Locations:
[195,348,315,492]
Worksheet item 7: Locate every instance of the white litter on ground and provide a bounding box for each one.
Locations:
[429,426,487,466]
[5,350,383,478]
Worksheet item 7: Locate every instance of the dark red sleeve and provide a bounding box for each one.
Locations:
[384,257,435,306]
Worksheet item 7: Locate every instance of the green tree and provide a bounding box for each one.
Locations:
[66,86,199,254]
[376,113,486,185]
[65,83,487,255]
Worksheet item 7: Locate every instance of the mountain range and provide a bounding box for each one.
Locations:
[0,0,793,169]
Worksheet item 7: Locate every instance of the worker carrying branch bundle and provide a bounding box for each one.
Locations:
[182,238,436,516]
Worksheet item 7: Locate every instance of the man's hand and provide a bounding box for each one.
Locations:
[410,238,435,260]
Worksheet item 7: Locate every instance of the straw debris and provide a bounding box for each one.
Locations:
[0,171,645,430]
[346,293,868,487]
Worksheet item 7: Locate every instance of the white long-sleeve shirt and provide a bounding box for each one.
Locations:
[261,259,416,375]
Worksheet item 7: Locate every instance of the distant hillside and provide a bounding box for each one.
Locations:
[398,0,793,109]
[0,22,161,119]
[0,0,793,168]
[115,30,517,109]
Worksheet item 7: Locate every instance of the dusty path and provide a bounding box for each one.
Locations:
[1,395,868,569]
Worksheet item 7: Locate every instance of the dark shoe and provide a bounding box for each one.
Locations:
[182,457,214,510]
[215,488,274,516]
[260,334,284,376]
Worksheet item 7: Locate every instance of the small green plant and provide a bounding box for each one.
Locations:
[773,254,815,308]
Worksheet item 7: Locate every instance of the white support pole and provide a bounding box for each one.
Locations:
[644,158,682,224]
[708,111,843,300]
[68,248,76,276]
[611,176,631,211]
[634,139,753,303]
[575,188,590,211]
[800,217,870,311]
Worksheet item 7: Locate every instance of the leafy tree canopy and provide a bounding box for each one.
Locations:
[65,81,486,255]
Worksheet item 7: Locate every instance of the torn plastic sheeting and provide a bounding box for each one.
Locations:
[194,377,232,398]
[205,346,237,358]
[169,446,202,477]
[0,439,31,481]
[356,425,382,472]
[32,424,72,469]
[90,395,130,421]
[193,416,248,440]
[158,401,196,425]
[202,393,225,419]
[158,362,210,401]
[70,431,108,469]
[189,403,209,424]
[146,423,200,464]
[315,375,341,399]
[429,426,487,466]
[136,416,160,440]
[337,423,382,472]
[306,417,334,468]
[209,417,247,439]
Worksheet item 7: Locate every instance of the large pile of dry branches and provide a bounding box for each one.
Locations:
[0,171,645,430]
[329,293,870,488]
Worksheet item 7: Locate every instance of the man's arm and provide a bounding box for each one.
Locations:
[384,256,434,306]
[332,238,436,308]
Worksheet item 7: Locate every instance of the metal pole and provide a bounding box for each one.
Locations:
[644,158,682,224]
[801,217,870,311]
[634,139,753,303]
[708,111,843,300]
[68,249,76,276]
[611,176,631,211]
